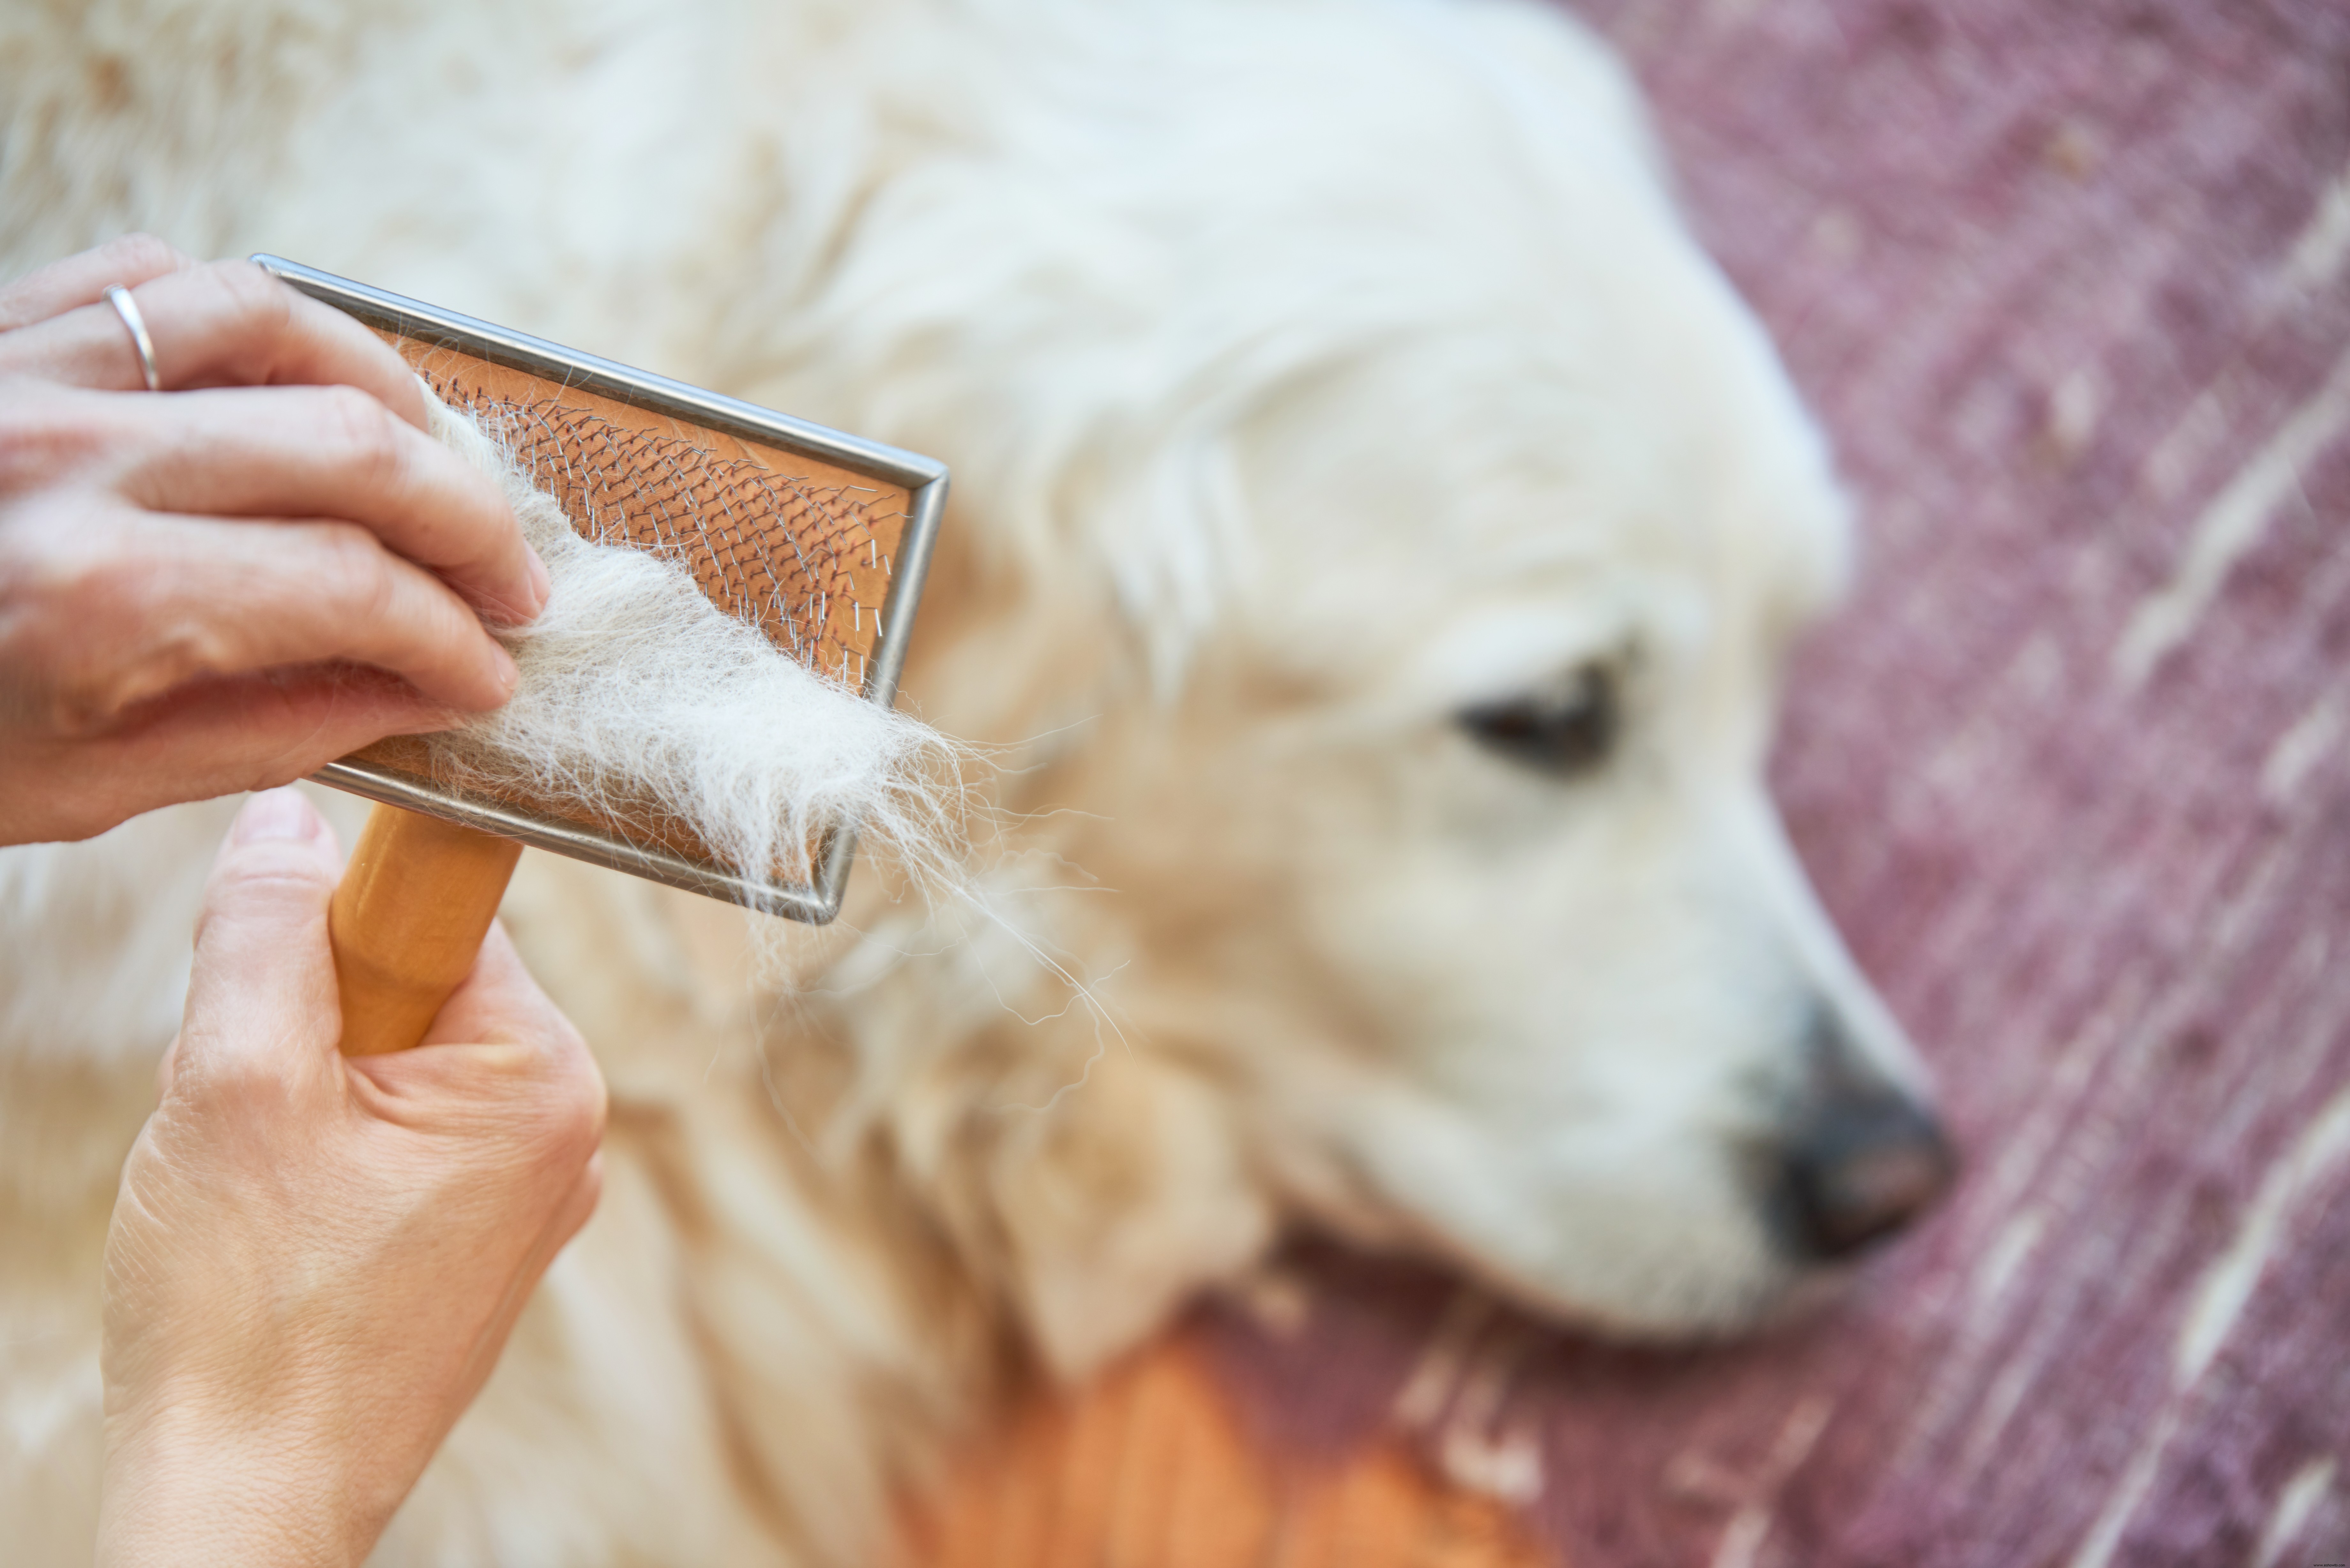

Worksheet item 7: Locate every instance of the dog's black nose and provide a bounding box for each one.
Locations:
[1777,1092,1955,1261]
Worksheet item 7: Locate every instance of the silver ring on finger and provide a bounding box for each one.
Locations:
[102,283,162,392]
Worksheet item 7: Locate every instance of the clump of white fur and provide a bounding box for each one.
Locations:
[420,391,964,899]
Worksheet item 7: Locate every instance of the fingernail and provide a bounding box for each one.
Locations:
[490,642,520,697]
[526,547,552,616]
[233,789,316,844]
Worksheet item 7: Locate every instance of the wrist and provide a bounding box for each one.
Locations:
[98,1397,390,1568]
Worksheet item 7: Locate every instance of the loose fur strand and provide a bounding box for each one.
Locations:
[420,392,967,903]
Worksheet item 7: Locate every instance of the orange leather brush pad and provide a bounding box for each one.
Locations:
[345,335,912,860]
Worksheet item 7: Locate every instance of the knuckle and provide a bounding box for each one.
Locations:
[0,384,112,483]
[207,846,335,911]
[307,518,396,612]
[204,256,285,317]
[22,543,120,635]
[314,384,408,490]
[103,232,193,279]
[285,518,408,659]
[0,517,161,731]
[198,257,297,350]
[178,1042,298,1117]
[0,504,97,606]
[542,1046,607,1160]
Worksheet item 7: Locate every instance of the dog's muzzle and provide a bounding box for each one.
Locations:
[1770,1014,1956,1261]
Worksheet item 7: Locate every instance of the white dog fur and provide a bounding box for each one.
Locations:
[0,0,1939,1561]
[421,392,966,892]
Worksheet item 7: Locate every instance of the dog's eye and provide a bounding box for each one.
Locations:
[1458,664,1618,774]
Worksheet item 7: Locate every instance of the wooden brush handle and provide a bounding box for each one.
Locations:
[330,803,524,1056]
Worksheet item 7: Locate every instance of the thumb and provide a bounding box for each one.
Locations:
[175,789,348,1089]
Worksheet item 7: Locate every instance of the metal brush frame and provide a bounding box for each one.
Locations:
[253,256,948,923]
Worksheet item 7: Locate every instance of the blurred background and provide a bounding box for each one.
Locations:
[913,2,2350,1564]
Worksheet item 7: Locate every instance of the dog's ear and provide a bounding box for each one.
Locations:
[836,864,1278,1382]
[978,1046,1275,1381]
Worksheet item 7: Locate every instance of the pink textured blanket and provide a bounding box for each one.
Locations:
[1193,1,2350,1562]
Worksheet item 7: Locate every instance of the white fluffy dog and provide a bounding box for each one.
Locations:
[0,0,1951,1560]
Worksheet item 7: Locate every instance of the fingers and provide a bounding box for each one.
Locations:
[0,665,447,844]
[110,383,547,624]
[5,376,550,627]
[13,498,519,724]
[175,789,347,1094]
[0,258,429,428]
[0,234,197,332]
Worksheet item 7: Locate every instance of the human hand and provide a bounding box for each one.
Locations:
[0,236,550,844]
[96,789,605,1568]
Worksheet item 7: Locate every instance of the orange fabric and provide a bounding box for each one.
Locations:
[902,1338,1553,1568]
